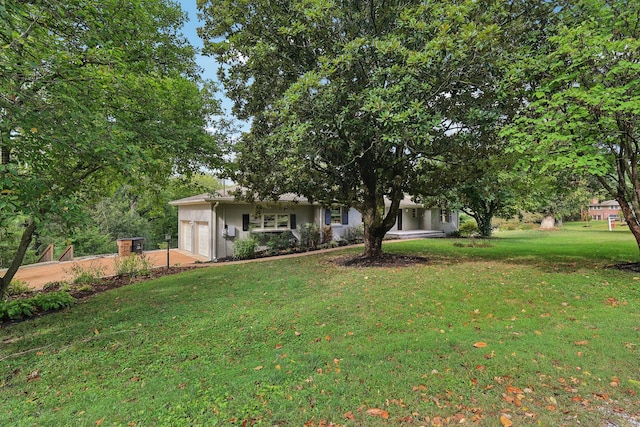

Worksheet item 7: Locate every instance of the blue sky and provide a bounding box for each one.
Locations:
[177,0,214,72]
[178,0,243,128]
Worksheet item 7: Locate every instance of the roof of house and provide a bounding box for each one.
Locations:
[169,186,311,206]
[169,186,425,208]
[590,199,620,207]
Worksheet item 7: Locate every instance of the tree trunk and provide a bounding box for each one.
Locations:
[475,214,493,238]
[0,219,37,299]
[359,193,401,259]
[362,223,385,258]
[617,197,640,256]
[539,215,555,229]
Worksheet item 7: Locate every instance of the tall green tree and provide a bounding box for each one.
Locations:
[416,146,522,238]
[506,0,640,251]
[0,0,223,296]
[199,0,520,258]
[412,0,558,237]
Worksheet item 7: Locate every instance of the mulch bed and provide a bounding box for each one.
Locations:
[1,266,205,328]
[10,266,204,301]
[609,262,640,273]
[334,253,430,268]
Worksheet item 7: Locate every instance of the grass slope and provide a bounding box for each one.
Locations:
[1,222,640,426]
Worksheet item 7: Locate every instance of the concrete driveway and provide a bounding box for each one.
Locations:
[5,249,208,291]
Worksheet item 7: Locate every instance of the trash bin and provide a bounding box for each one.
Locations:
[131,237,144,254]
[117,238,145,256]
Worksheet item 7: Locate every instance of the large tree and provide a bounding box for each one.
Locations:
[412,0,558,237]
[506,0,640,251]
[199,0,520,258]
[0,0,223,296]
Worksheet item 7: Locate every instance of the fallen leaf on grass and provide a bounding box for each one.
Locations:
[95,419,104,426]
[366,408,389,419]
[506,385,523,394]
[344,411,356,421]
[27,371,41,382]
[574,340,589,346]
[500,414,513,426]
[473,342,488,348]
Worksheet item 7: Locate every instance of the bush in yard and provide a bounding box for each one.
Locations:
[69,262,105,285]
[32,292,75,312]
[299,223,320,249]
[5,279,32,298]
[459,219,480,237]
[114,254,152,277]
[266,231,297,253]
[321,225,333,244]
[343,224,364,244]
[0,291,74,321]
[233,237,257,260]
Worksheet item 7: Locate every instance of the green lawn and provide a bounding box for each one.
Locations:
[2,222,640,426]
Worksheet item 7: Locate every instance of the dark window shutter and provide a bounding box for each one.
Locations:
[324,208,331,225]
[242,214,250,231]
[290,214,296,230]
[341,208,349,225]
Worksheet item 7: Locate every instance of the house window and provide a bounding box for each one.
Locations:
[277,214,289,229]
[440,208,450,223]
[250,213,293,230]
[325,207,349,225]
[330,208,342,224]
[263,214,276,229]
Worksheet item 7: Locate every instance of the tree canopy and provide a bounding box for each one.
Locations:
[199,0,547,257]
[0,0,224,295]
[506,0,640,249]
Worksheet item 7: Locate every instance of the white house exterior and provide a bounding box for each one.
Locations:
[169,188,459,261]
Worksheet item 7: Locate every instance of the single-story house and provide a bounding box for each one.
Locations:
[169,188,459,261]
[588,199,621,221]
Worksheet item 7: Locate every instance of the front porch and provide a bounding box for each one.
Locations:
[385,230,446,239]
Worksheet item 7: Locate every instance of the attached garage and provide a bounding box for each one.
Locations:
[181,221,192,252]
[196,222,210,258]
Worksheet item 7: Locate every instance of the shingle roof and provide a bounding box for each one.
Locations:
[170,186,425,208]
[169,186,311,206]
[590,199,620,207]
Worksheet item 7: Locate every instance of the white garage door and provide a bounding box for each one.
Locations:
[196,222,209,257]
[182,221,192,252]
